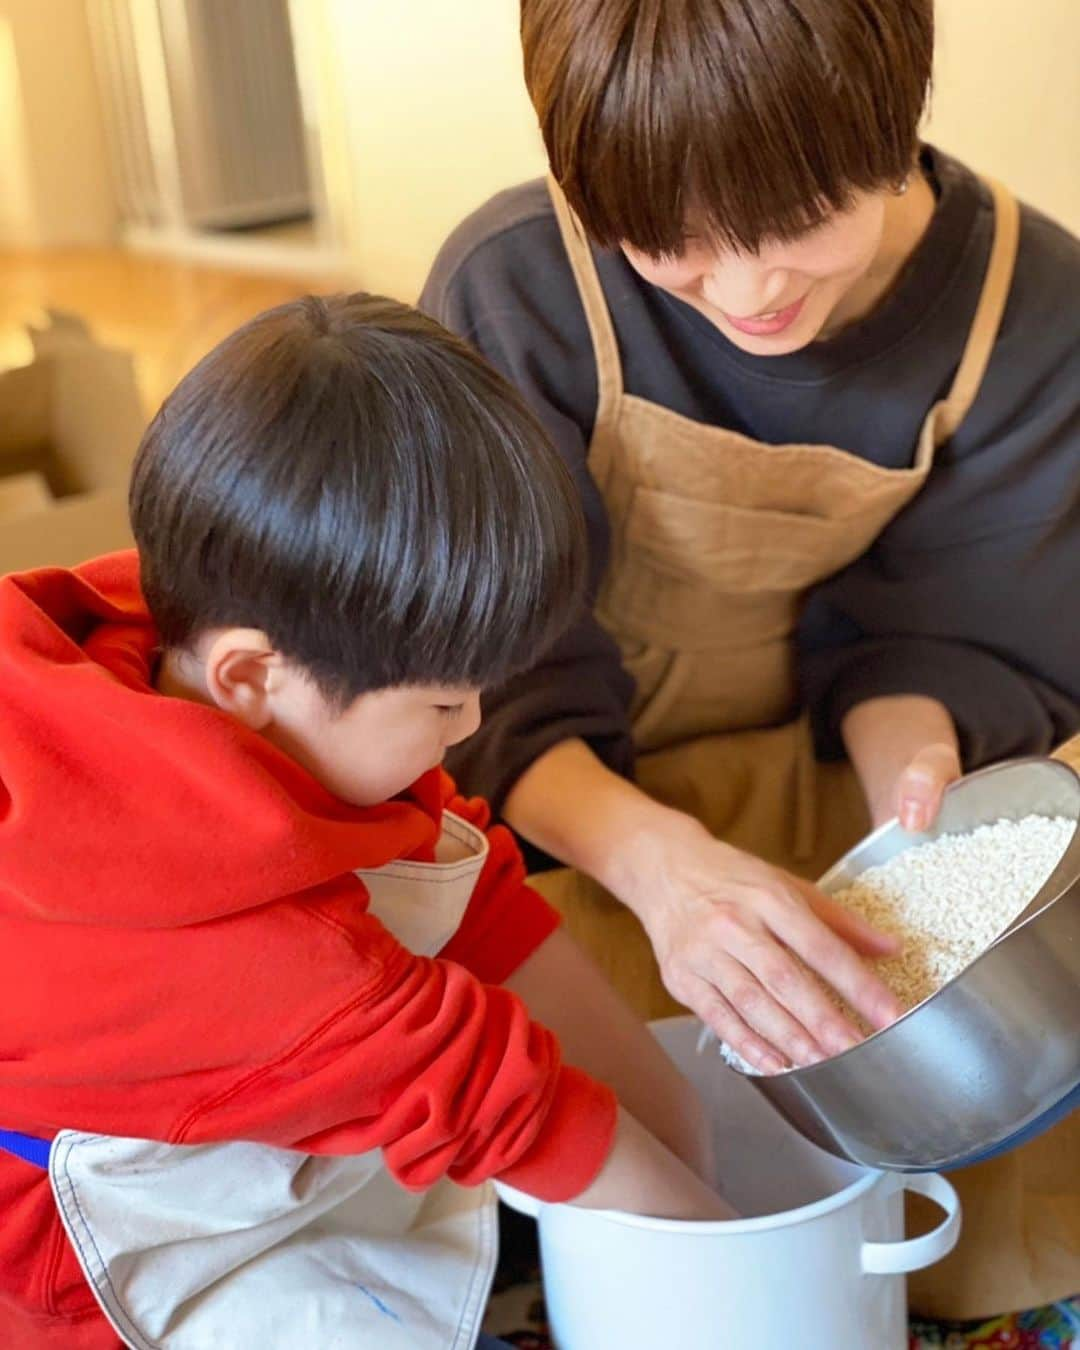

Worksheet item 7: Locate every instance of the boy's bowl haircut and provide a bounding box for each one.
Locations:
[129,293,588,703]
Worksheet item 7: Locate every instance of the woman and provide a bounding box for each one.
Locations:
[422,0,1079,1319]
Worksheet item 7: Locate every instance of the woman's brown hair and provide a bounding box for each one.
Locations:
[521,0,934,256]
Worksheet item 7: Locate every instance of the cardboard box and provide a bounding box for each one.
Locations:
[0,311,146,574]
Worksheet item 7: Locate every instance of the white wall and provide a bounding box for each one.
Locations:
[0,12,37,244]
[310,0,545,300]
[312,0,1079,301]
[925,0,1080,232]
[0,0,117,247]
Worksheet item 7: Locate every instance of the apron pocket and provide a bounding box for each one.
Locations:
[50,1131,495,1350]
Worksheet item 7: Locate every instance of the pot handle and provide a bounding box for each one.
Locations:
[861,1173,961,1275]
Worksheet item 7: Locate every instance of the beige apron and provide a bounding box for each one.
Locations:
[48,811,498,1350]
[535,176,1078,1317]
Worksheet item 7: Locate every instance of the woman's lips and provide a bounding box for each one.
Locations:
[723,295,807,337]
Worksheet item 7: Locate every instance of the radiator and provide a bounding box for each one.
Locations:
[86,0,161,227]
[87,0,311,230]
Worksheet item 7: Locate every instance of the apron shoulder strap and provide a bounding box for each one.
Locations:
[920,178,1021,458]
[547,176,624,438]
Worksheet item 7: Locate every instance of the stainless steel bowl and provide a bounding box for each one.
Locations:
[743,757,1080,1171]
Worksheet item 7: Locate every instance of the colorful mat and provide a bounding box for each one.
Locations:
[486,1289,1080,1349]
[908,1300,1080,1349]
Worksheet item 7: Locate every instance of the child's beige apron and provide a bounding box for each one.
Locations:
[536,176,1078,1318]
[45,811,499,1349]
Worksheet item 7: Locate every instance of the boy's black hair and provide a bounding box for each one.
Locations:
[130,293,587,704]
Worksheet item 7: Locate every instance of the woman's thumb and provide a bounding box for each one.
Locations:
[897,742,961,833]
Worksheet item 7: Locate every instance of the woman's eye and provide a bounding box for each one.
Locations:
[435,704,464,719]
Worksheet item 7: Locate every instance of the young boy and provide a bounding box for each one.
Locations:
[0,293,726,1350]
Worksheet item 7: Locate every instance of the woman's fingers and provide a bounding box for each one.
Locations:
[711,926,862,1063]
[648,840,907,1072]
[765,879,904,1033]
[680,975,789,1076]
[680,898,868,1067]
[808,889,901,958]
[896,741,962,832]
[701,943,840,1067]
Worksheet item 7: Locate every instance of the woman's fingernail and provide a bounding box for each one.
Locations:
[758,1052,786,1075]
[901,799,925,831]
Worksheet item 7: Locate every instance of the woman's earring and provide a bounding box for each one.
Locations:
[894,175,911,197]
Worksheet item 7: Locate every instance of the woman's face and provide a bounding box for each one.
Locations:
[621,190,888,356]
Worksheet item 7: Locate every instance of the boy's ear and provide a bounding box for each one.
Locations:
[202,629,284,730]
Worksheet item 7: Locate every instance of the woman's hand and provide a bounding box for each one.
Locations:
[842,696,963,831]
[504,738,902,1075]
[608,812,903,1075]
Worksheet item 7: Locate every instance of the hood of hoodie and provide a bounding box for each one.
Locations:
[0,552,443,927]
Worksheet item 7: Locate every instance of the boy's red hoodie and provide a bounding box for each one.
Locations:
[0,552,616,1349]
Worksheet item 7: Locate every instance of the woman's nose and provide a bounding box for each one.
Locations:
[702,265,793,318]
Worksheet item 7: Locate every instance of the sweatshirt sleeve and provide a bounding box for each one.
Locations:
[448,614,636,818]
[799,240,1080,769]
[799,342,1074,766]
[177,875,616,1203]
[800,510,1080,769]
[421,205,636,812]
[801,630,1079,767]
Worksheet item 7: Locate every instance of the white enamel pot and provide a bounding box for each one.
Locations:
[497,1017,960,1350]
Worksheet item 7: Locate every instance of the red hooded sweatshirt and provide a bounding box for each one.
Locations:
[0,553,616,1349]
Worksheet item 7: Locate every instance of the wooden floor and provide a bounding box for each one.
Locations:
[0,246,347,413]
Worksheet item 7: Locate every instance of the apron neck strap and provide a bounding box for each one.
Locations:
[547,175,624,430]
[924,178,1021,454]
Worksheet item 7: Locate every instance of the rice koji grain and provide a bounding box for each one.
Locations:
[830,815,1074,1013]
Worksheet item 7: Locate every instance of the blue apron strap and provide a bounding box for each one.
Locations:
[0,1129,51,1169]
